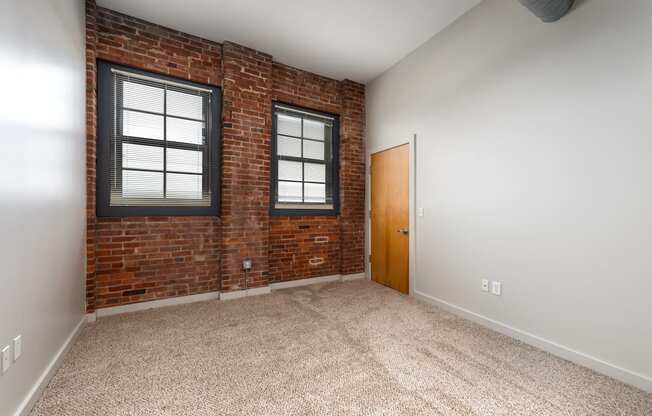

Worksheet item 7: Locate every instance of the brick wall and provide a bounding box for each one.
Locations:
[268,63,345,283]
[272,62,340,114]
[94,5,222,85]
[269,217,341,282]
[85,0,365,312]
[339,80,366,275]
[220,42,273,291]
[86,2,222,310]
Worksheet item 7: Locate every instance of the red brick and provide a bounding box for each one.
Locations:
[85,0,365,312]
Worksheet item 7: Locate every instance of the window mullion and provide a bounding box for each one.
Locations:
[116,78,123,195]
[163,85,167,199]
[300,115,305,203]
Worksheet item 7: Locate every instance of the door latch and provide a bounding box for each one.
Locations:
[398,228,409,235]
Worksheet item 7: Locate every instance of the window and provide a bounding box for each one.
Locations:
[271,102,339,216]
[96,61,221,216]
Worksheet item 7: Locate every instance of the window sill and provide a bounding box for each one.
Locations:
[270,205,339,217]
[97,205,219,217]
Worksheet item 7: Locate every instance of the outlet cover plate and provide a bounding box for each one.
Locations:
[1,345,10,374]
[13,336,22,361]
[491,281,502,296]
[481,279,489,292]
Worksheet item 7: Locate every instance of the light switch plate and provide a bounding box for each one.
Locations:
[13,336,22,361]
[417,207,425,217]
[1,345,11,374]
[491,281,502,296]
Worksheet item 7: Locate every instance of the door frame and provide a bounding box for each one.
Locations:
[366,135,417,296]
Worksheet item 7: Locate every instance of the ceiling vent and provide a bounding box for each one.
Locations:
[519,0,575,22]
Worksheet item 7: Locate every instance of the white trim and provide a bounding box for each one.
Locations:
[408,135,417,296]
[275,104,335,121]
[220,286,272,301]
[85,313,97,323]
[270,275,341,290]
[219,290,247,301]
[341,272,366,282]
[14,316,86,416]
[366,137,416,292]
[111,68,214,93]
[414,290,652,393]
[96,291,220,318]
[246,286,272,297]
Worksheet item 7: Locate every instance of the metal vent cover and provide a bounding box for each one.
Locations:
[519,0,575,22]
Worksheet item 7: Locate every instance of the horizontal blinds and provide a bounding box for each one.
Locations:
[110,71,213,207]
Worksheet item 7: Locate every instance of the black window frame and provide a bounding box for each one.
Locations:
[96,60,221,217]
[270,101,340,217]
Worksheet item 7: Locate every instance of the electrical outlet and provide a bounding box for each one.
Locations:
[1,345,11,374]
[491,281,502,296]
[13,336,22,361]
[242,258,252,271]
[417,207,425,217]
[481,279,489,292]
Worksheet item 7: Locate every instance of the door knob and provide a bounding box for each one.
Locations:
[398,228,409,235]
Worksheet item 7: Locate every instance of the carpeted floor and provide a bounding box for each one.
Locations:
[32,280,651,415]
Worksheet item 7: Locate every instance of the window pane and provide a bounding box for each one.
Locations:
[167,117,204,145]
[278,160,302,181]
[166,173,202,199]
[278,181,302,202]
[303,118,325,141]
[167,89,204,120]
[122,143,163,171]
[304,163,325,183]
[277,114,301,136]
[277,135,301,157]
[303,140,324,160]
[166,148,203,174]
[122,110,163,140]
[123,81,164,113]
[122,170,163,198]
[304,183,326,203]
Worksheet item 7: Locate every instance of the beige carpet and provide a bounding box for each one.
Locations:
[32,280,651,415]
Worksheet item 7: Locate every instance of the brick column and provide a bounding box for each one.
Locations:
[85,0,98,312]
[220,42,273,291]
[339,80,366,275]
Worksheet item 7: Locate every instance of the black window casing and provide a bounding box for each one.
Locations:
[270,101,340,217]
[96,60,221,217]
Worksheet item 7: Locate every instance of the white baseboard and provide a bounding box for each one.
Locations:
[246,286,272,297]
[269,273,367,291]
[96,291,220,318]
[270,274,341,290]
[413,290,652,393]
[341,272,367,281]
[220,286,271,300]
[91,272,366,317]
[14,316,86,416]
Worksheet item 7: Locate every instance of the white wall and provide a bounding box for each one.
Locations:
[0,1,86,414]
[366,0,652,390]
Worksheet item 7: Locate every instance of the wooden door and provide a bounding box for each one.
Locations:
[371,144,409,294]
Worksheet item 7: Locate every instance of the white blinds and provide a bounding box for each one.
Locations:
[110,70,213,207]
